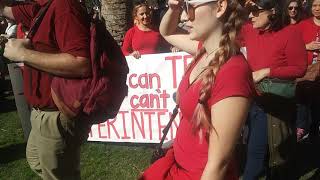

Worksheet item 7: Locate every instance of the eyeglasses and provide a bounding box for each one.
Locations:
[183,0,218,20]
[246,4,266,17]
[288,6,298,11]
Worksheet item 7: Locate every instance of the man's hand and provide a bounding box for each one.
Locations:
[306,41,320,51]
[296,63,320,82]
[253,68,270,83]
[4,38,31,62]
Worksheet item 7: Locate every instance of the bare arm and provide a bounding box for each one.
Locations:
[201,97,250,180]
[159,0,198,56]
[4,38,91,78]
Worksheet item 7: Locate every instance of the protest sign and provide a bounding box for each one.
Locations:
[88,52,192,143]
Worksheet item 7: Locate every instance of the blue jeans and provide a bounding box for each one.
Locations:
[296,104,311,131]
[243,103,268,180]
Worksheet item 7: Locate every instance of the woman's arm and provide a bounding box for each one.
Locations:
[201,97,250,180]
[122,28,135,56]
[159,0,198,56]
[269,29,307,79]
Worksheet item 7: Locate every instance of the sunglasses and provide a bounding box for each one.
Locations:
[183,0,218,20]
[288,6,298,11]
[246,4,266,17]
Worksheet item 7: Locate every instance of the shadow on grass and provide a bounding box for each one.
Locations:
[309,169,320,180]
[295,138,320,179]
[0,96,16,113]
[0,143,26,164]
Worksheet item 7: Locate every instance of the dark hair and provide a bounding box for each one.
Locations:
[282,0,303,26]
[254,0,284,31]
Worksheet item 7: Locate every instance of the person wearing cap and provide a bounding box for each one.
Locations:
[240,0,307,179]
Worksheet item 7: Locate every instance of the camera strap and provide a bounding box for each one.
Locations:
[156,105,179,150]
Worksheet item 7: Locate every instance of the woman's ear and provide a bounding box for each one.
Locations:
[216,0,228,18]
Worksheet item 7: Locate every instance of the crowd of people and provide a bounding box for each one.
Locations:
[127,0,320,179]
[0,0,319,179]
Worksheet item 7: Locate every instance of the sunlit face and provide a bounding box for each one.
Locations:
[312,0,320,19]
[185,1,219,41]
[135,6,151,26]
[288,1,299,19]
[248,3,273,30]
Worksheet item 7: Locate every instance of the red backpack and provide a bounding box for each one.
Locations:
[51,19,129,124]
[28,1,129,124]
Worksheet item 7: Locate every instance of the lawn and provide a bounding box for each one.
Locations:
[0,96,319,180]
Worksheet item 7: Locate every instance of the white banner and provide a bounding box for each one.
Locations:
[88,52,193,143]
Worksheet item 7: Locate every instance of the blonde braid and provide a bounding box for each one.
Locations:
[191,0,246,133]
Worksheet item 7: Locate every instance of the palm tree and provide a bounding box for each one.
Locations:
[100,0,133,45]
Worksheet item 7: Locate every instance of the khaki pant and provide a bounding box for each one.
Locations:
[26,109,90,180]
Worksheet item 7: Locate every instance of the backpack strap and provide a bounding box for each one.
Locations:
[26,0,53,39]
[25,0,52,99]
[156,105,179,149]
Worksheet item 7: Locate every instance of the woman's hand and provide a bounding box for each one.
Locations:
[167,0,183,10]
[170,46,180,52]
[252,68,270,83]
[130,51,141,59]
[306,41,320,51]
[296,63,320,82]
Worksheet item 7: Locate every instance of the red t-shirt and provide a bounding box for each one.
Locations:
[240,23,307,79]
[121,25,163,56]
[297,17,320,65]
[12,0,90,108]
[173,55,254,178]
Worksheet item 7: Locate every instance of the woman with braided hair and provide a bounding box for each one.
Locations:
[241,0,307,179]
[140,0,254,179]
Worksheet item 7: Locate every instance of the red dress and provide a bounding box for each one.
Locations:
[141,55,254,180]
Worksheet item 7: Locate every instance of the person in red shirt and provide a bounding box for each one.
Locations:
[0,0,91,179]
[122,2,168,59]
[140,0,254,179]
[296,0,320,143]
[283,0,309,142]
[241,0,307,179]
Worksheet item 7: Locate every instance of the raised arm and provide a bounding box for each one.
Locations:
[201,96,250,180]
[159,0,198,56]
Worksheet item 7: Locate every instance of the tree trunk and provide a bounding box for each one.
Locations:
[100,0,133,45]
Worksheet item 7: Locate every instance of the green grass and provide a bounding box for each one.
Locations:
[0,96,319,180]
[0,96,153,180]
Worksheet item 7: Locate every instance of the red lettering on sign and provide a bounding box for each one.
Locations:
[145,111,155,140]
[119,111,130,139]
[98,123,108,138]
[129,74,138,88]
[107,118,120,139]
[131,111,146,139]
[157,111,167,140]
[165,55,182,88]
